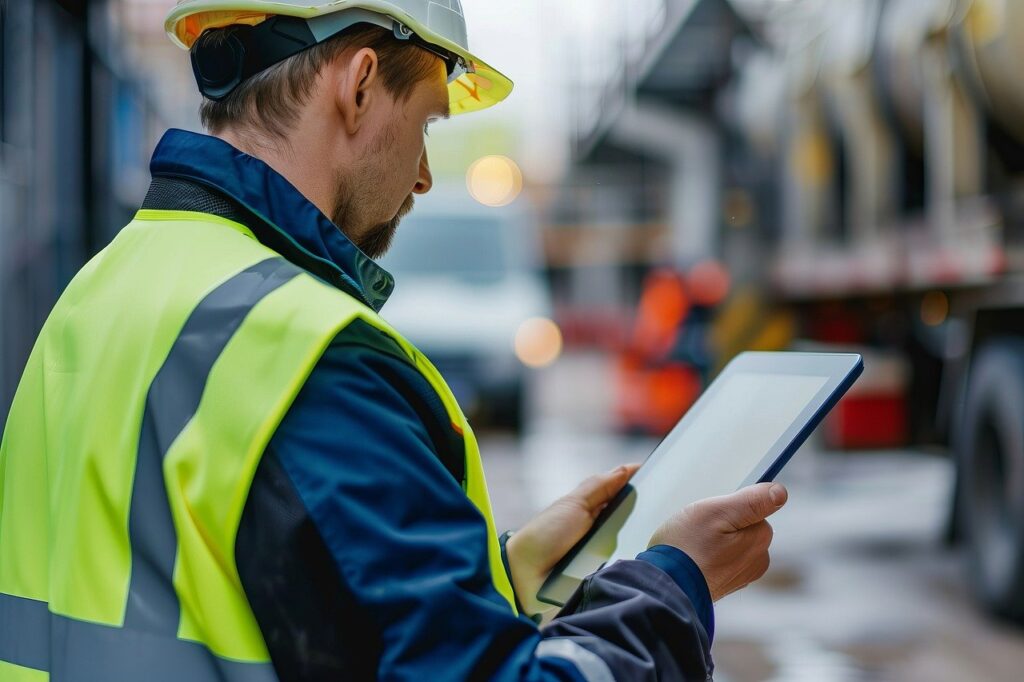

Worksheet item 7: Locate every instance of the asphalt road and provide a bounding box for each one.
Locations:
[478,352,1024,682]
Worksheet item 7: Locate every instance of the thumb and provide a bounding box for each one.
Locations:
[568,463,641,515]
[711,482,787,531]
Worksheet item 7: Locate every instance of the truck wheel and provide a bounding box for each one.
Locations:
[959,338,1024,622]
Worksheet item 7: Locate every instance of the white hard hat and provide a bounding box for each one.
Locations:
[166,0,512,115]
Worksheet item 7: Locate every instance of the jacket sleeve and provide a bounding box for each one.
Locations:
[246,327,714,681]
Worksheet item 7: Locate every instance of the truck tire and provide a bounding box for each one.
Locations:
[958,338,1024,622]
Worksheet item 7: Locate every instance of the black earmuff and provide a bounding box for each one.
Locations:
[190,17,318,102]
[191,28,248,102]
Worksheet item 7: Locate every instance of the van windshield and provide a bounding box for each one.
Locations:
[380,216,508,281]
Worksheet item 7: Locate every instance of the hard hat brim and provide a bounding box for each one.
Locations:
[447,60,513,115]
[166,1,513,115]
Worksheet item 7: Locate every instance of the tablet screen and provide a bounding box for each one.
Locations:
[559,371,829,581]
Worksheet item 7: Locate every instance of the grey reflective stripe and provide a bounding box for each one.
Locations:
[0,593,278,682]
[124,257,300,634]
[0,593,48,671]
[536,638,616,682]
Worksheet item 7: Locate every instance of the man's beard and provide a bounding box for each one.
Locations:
[330,120,414,260]
[353,193,415,259]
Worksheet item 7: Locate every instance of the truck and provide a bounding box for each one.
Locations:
[565,0,1024,622]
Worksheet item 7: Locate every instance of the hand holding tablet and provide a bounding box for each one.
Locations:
[537,351,862,606]
[649,481,788,601]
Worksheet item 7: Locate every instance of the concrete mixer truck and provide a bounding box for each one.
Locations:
[723,0,1024,622]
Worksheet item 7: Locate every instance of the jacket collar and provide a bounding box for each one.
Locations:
[149,128,394,311]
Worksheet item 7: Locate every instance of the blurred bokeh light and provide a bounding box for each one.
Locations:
[513,317,563,368]
[466,155,523,207]
[920,291,950,327]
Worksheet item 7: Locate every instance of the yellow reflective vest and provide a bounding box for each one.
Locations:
[0,209,516,680]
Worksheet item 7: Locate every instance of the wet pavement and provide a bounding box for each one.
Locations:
[478,352,1024,682]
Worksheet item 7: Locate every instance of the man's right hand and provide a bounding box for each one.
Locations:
[649,482,788,601]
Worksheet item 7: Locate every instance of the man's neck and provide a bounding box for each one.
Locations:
[214,127,340,223]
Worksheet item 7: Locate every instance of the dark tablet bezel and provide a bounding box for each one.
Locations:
[537,351,864,607]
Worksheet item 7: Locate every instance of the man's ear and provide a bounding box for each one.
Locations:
[337,47,379,135]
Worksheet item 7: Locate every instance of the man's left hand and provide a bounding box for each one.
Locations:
[505,463,641,616]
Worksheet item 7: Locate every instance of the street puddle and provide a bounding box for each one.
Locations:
[763,635,874,681]
[716,634,890,682]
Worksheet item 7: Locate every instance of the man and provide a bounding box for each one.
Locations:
[0,1,787,680]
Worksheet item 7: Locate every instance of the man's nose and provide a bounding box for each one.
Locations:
[413,148,433,195]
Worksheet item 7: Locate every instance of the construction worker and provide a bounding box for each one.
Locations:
[0,1,787,679]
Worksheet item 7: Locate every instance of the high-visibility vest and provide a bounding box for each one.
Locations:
[0,209,517,681]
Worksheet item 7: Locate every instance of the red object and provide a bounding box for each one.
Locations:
[825,392,907,449]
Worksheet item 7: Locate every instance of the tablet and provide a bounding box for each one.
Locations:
[537,351,863,607]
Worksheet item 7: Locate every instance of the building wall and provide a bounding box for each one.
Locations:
[0,0,164,417]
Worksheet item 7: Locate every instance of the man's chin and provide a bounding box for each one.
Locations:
[358,221,400,260]
[359,196,415,259]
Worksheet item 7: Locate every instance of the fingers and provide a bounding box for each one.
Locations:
[740,546,772,588]
[572,463,642,512]
[709,482,788,531]
[716,525,773,600]
[729,553,771,597]
[745,520,774,550]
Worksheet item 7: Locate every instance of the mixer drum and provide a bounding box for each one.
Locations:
[963,0,1024,143]
[876,0,959,143]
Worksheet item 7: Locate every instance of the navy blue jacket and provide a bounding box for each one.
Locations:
[146,129,716,681]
